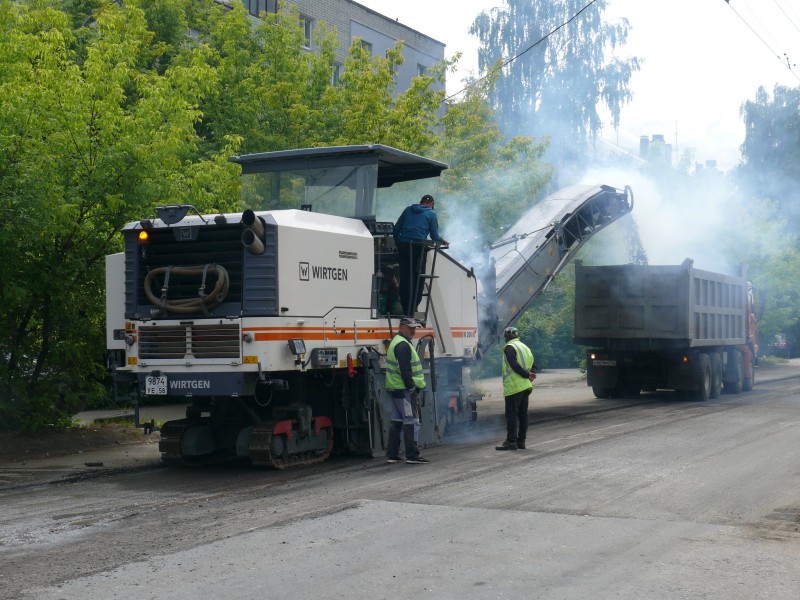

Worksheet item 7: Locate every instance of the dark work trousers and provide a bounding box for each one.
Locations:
[396,241,427,316]
[386,390,421,460]
[504,388,531,445]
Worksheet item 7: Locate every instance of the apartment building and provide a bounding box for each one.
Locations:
[235,0,445,95]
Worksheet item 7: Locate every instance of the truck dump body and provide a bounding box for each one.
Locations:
[574,260,748,350]
[574,259,758,401]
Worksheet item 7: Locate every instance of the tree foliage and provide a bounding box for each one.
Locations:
[735,84,800,354]
[477,263,583,377]
[431,66,553,246]
[469,0,640,169]
[0,0,240,431]
[738,85,800,219]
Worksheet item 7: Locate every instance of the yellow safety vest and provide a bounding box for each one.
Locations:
[386,335,426,390]
[502,338,534,396]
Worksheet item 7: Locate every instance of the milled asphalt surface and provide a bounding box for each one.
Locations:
[4,359,800,600]
[3,360,798,484]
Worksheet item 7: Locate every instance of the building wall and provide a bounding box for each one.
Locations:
[236,0,445,95]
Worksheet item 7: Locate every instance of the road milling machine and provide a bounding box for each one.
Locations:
[106,145,633,468]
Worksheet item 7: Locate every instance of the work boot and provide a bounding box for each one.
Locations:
[495,440,517,451]
[517,441,526,449]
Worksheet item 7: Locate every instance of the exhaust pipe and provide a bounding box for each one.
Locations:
[242,209,266,254]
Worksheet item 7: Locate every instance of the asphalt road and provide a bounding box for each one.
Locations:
[2,366,799,600]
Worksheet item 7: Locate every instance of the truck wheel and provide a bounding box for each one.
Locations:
[709,352,722,399]
[693,353,712,401]
[592,386,612,399]
[723,350,744,394]
[743,354,755,392]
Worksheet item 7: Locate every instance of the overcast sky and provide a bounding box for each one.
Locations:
[356,0,800,171]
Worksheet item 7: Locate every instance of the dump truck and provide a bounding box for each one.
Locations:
[574,259,758,401]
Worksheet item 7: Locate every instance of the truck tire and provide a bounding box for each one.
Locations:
[723,350,744,394]
[743,353,755,392]
[709,352,722,399]
[693,353,712,401]
[592,386,612,399]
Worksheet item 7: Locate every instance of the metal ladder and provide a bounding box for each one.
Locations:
[414,241,442,326]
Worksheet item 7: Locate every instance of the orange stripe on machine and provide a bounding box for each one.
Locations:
[243,326,475,342]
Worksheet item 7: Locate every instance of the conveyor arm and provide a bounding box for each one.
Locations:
[477,184,633,355]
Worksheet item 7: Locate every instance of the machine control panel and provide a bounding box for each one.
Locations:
[310,347,338,368]
[363,219,395,236]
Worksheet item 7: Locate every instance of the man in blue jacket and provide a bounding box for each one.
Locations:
[393,194,449,316]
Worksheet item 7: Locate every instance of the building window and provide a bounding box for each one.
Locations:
[300,16,313,49]
[332,63,342,86]
[417,63,427,77]
[242,0,277,19]
[360,40,373,54]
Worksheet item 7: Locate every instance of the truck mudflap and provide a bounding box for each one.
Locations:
[588,361,618,396]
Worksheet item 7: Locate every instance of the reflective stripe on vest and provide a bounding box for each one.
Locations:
[502,338,534,396]
[386,335,426,390]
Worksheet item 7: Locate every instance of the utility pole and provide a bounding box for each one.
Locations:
[674,121,679,167]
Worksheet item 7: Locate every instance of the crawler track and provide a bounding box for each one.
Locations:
[158,419,234,467]
[159,419,333,469]
[248,422,333,469]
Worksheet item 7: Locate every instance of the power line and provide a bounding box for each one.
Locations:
[741,0,788,55]
[774,0,800,34]
[445,0,599,102]
[723,0,800,82]
[770,0,800,70]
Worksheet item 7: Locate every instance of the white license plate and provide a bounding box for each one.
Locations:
[593,359,617,367]
[145,375,168,395]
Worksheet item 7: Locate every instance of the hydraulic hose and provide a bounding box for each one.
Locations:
[144,264,230,315]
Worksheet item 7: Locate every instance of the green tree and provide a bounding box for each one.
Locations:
[738,85,800,219]
[714,190,800,357]
[475,262,581,377]
[470,0,640,170]
[325,40,441,152]
[735,84,800,352]
[193,2,448,155]
[195,3,340,154]
[432,66,553,244]
[0,0,237,430]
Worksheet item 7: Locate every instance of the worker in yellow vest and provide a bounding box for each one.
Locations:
[496,327,536,451]
[385,318,429,464]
